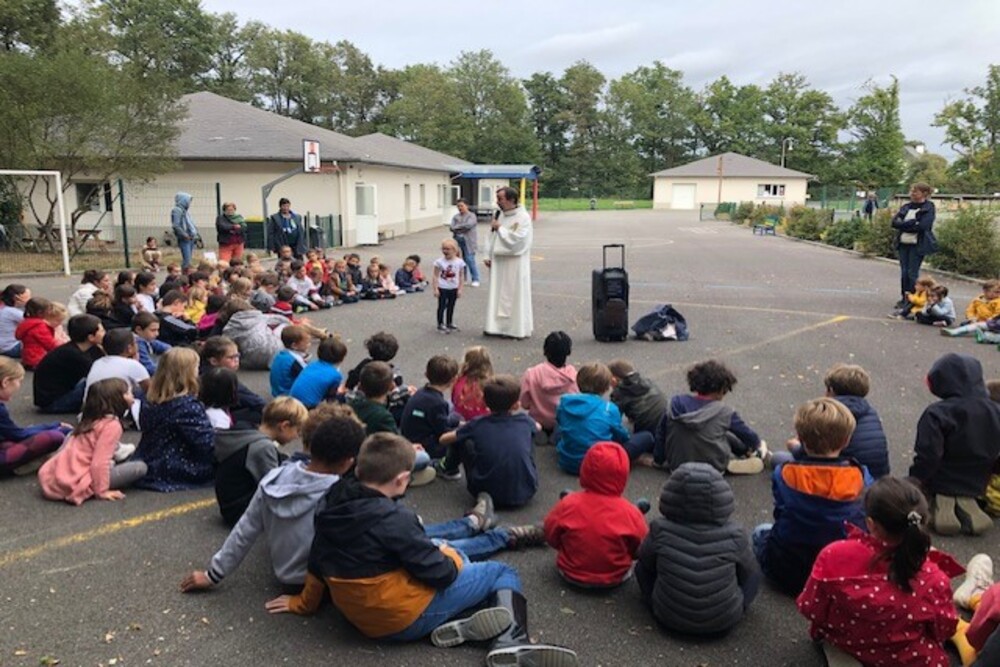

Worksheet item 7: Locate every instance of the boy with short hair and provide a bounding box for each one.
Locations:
[395,256,425,293]
[909,353,1000,536]
[183,405,365,591]
[214,396,309,526]
[34,314,106,414]
[344,252,364,286]
[438,375,539,507]
[916,284,957,327]
[251,272,280,313]
[264,433,577,665]
[85,327,150,401]
[654,359,766,475]
[344,331,412,421]
[607,358,668,436]
[270,325,309,397]
[155,289,197,346]
[555,362,650,475]
[754,397,870,596]
[289,336,347,409]
[286,260,326,310]
[132,312,171,374]
[400,355,460,459]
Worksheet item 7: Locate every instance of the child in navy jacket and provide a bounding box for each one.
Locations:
[400,355,460,460]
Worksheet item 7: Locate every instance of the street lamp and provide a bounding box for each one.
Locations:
[781,137,793,167]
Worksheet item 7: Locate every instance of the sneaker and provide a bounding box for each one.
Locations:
[634,453,657,468]
[113,442,136,463]
[437,324,449,334]
[506,523,546,549]
[486,645,578,667]
[432,459,462,481]
[446,324,460,332]
[431,606,512,648]
[931,494,961,536]
[755,440,770,467]
[976,329,987,343]
[956,496,994,535]
[409,466,437,487]
[941,327,962,337]
[954,554,994,610]
[11,456,47,476]
[726,455,764,475]
[470,281,480,287]
[467,492,496,532]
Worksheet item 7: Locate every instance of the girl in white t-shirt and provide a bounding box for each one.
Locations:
[433,238,466,333]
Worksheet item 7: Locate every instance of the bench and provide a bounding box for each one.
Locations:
[752,215,779,236]
[613,200,635,209]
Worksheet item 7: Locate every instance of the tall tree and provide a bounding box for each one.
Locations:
[762,72,845,182]
[844,77,906,187]
[523,71,570,169]
[934,64,1000,192]
[246,27,319,118]
[692,76,768,156]
[321,41,394,136]
[905,152,950,189]
[553,61,606,195]
[197,12,263,102]
[380,64,472,158]
[0,0,60,52]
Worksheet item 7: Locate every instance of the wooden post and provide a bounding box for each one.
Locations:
[531,179,539,221]
[520,177,526,207]
[717,155,724,206]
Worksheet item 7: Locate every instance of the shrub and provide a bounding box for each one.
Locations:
[856,209,898,259]
[930,206,1000,278]
[822,215,866,249]
[783,206,830,241]
[0,177,22,226]
[733,201,755,224]
[714,202,736,220]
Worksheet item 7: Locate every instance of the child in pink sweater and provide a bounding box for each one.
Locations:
[519,331,578,438]
[38,377,147,504]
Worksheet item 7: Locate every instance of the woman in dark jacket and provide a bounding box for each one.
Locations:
[215,202,246,262]
[891,182,937,313]
[266,197,308,259]
[636,462,759,635]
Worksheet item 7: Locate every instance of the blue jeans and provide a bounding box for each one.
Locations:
[619,431,656,460]
[897,245,924,299]
[752,523,772,566]
[385,556,521,641]
[178,238,194,270]
[454,235,480,283]
[414,449,431,471]
[425,518,510,561]
[38,379,86,414]
[1,342,21,358]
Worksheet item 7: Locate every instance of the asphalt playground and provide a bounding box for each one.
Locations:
[2,209,997,667]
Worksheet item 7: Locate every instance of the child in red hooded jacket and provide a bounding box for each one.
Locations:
[543,442,648,587]
[15,297,58,370]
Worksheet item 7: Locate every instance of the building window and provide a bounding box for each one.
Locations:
[76,182,111,212]
[480,185,492,205]
[355,184,376,216]
[757,183,786,198]
[436,184,443,209]
[419,184,426,210]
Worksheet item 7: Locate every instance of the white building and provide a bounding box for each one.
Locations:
[651,152,813,210]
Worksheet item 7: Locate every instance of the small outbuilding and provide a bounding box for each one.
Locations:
[651,152,813,210]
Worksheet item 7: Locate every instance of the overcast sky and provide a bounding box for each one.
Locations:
[201,0,1000,156]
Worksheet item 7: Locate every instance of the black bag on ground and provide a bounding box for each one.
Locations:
[592,244,629,342]
[632,304,690,341]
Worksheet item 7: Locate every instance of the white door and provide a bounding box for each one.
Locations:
[355,184,378,245]
[451,185,461,205]
[671,183,697,210]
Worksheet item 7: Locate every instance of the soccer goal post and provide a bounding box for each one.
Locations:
[0,169,71,275]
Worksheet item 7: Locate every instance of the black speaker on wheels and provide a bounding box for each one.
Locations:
[592,244,629,342]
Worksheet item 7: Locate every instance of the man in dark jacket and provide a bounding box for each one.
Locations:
[636,462,759,635]
[266,198,308,259]
[909,353,1000,536]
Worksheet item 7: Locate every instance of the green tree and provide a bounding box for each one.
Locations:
[197,12,263,102]
[246,27,320,118]
[692,76,768,156]
[762,72,845,182]
[321,41,394,136]
[905,152,950,190]
[0,0,60,52]
[523,71,570,170]
[380,64,472,158]
[553,61,606,195]
[934,64,1000,192]
[844,77,906,188]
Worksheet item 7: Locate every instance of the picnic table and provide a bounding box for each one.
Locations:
[76,228,110,253]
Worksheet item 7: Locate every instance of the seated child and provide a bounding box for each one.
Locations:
[636,462,758,635]
[200,366,238,429]
[49,302,69,345]
[270,286,328,340]
[519,331,577,439]
[608,358,668,436]
[110,284,138,329]
[378,263,402,296]
[439,375,539,507]
[328,259,359,303]
[555,362,650,475]
[289,336,347,409]
[250,272,280,313]
[34,314,105,414]
[37,378,147,502]
[908,352,1000,536]
[270,325,309,398]
[214,395,308,526]
[893,274,936,319]
[135,271,158,313]
[273,245,294,272]
[775,364,890,479]
[132,312,171,375]
[15,297,57,370]
[155,290,197,347]
[185,285,209,324]
[0,357,68,475]
[754,397,870,596]
[134,347,215,492]
[344,331,412,422]
[359,262,395,300]
[943,279,1000,336]
[199,335,266,425]
[654,359,766,475]
[182,405,365,591]
[452,346,492,421]
[394,255,425,293]
[286,260,329,310]
[545,442,648,587]
[915,285,956,327]
[400,355,460,459]
[344,252,363,286]
[797,477,960,667]
[85,290,119,332]
[142,236,162,271]
[197,294,227,339]
[264,433,577,665]
[84,328,150,415]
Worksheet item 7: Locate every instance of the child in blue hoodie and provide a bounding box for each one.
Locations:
[555,362,652,475]
[289,336,347,408]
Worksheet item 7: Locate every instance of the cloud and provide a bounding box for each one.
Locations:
[526,22,643,59]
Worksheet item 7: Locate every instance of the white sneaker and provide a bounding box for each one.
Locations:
[954,554,994,609]
[113,442,136,463]
[726,456,764,475]
[470,281,480,287]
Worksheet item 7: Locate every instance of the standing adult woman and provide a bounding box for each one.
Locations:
[891,183,937,314]
[450,198,480,287]
[215,202,246,262]
[266,198,308,259]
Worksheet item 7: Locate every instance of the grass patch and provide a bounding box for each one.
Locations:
[536,198,653,212]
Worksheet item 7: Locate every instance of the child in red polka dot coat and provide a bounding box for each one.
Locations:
[796,477,962,667]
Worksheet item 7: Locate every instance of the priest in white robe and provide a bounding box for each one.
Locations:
[484,186,533,339]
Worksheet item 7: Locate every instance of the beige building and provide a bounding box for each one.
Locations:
[67,92,471,248]
[651,152,812,210]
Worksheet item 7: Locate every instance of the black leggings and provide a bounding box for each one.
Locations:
[437,288,457,326]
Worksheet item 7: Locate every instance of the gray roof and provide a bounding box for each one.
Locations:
[650,152,813,179]
[177,92,465,172]
[449,164,541,179]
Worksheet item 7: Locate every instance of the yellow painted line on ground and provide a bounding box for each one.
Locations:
[0,497,214,568]
[647,315,852,380]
